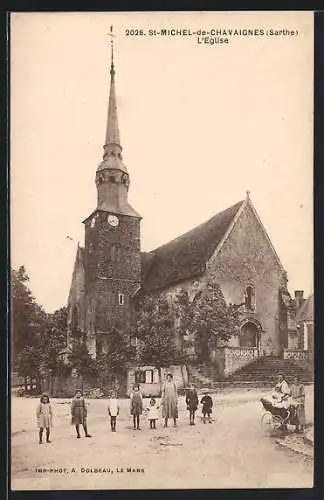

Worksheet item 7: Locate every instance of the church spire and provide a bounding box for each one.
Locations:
[93,29,140,218]
[103,26,121,160]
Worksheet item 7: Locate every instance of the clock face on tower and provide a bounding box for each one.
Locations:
[107,214,119,227]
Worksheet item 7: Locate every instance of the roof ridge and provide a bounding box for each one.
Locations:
[148,200,244,255]
[142,199,245,291]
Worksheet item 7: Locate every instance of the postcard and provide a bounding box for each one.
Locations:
[10,11,314,490]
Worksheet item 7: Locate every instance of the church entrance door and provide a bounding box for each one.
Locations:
[239,321,259,348]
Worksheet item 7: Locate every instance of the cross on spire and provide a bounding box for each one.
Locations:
[103,26,121,157]
[108,25,115,75]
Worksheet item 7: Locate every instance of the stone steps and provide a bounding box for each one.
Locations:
[188,356,313,389]
[228,357,313,382]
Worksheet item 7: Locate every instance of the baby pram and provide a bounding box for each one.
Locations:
[260,396,296,433]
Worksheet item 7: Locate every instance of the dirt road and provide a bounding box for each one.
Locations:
[11,387,313,490]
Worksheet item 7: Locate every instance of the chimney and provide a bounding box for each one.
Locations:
[295,290,304,309]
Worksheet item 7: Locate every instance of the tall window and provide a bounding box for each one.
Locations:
[245,286,255,311]
[135,371,146,384]
[145,370,153,384]
[135,370,153,384]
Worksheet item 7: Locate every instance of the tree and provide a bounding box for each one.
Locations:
[15,344,43,392]
[41,307,68,374]
[11,266,47,364]
[68,343,97,390]
[12,267,70,392]
[172,288,193,354]
[136,294,182,368]
[11,266,48,390]
[186,282,241,362]
[95,326,133,391]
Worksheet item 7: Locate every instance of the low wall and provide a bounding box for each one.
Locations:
[211,347,259,378]
[283,349,311,361]
[50,376,100,398]
[43,365,190,398]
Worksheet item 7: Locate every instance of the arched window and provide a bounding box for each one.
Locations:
[239,321,259,348]
[245,285,255,311]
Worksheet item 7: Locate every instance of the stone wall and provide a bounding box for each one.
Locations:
[51,375,99,398]
[211,346,259,378]
[206,201,285,356]
[283,348,311,361]
[158,202,286,358]
[82,211,141,354]
[67,248,86,347]
[84,212,141,291]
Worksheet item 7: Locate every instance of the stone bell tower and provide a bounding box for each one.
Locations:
[83,30,141,357]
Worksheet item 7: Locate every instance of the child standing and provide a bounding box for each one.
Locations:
[146,398,159,429]
[71,389,92,438]
[201,391,213,423]
[130,384,143,430]
[186,384,199,425]
[36,393,53,444]
[107,391,120,432]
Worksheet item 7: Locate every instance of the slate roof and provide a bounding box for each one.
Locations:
[141,252,156,283]
[296,294,314,323]
[141,200,244,292]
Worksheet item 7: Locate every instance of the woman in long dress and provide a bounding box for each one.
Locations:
[162,373,178,428]
[290,376,306,432]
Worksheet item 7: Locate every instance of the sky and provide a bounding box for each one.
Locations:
[11,12,314,313]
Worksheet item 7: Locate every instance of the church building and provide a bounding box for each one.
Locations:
[66,43,301,387]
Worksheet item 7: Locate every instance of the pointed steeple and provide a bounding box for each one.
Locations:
[103,28,121,159]
[93,29,140,219]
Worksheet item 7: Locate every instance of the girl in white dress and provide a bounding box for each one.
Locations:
[146,398,160,429]
[36,394,53,444]
[107,391,120,432]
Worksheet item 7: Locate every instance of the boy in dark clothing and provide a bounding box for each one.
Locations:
[186,384,199,425]
[201,392,213,423]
